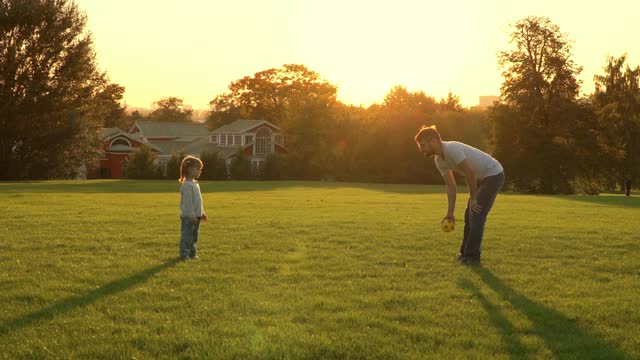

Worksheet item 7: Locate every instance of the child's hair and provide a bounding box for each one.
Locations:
[414,125,442,148]
[179,155,203,183]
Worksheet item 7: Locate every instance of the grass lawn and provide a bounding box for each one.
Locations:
[0,180,638,359]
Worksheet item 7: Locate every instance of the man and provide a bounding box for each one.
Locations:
[625,177,632,197]
[414,125,504,266]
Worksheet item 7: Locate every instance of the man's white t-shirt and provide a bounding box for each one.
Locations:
[434,141,503,180]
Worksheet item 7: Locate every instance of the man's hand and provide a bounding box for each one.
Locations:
[442,214,455,224]
[469,198,482,214]
[201,213,208,222]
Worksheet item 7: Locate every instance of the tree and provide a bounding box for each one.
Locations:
[147,96,193,123]
[0,0,121,179]
[491,16,583,193]
[126,145,157,179]
[92,83,126,128]
[593,55,640,189]
[206,64,337,129]
[263,153,285,180]
[439,92,464,112]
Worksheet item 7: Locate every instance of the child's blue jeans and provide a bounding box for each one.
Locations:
[180,217,200,258]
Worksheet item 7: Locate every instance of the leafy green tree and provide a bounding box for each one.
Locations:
[147,97,192,123]
[439,92,465,112]
[126,145,157,179]
[491,16,583,193]
[93,83,126,128]
[0,0,121,179]
[206,64,337,129]
[166,151,185,181]
[199,151,227,180]
[280,90,338,180]
[593,55,640,189]
[353,86,441,183]
[229,152,251,180]
[263,153,286,180]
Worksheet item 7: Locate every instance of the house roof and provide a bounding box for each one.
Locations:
[146,140,193,155]
[100,128,122,139]
[129,121,209,139]
[183,137,241,159]
[211,119,280,134]
[100,128,163,152]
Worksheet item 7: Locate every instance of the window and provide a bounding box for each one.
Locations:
[235,135,241,145]
[211,135,218,144]
[255,128,272,155]
[110,138,130,148]
[157,159,168,176]
[245,135,253,144]
[220,134,226,146]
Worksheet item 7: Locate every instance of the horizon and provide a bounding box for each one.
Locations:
[77,0,639,110]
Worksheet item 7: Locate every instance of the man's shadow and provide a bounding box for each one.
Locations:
[459,267,629,360]
[0,257,181,337]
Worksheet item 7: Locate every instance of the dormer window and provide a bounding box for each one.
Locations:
[111,138,130,147]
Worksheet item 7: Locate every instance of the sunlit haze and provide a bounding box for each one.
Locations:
[77,0,639,110]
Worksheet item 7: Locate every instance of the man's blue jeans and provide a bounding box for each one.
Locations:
[180,217,200,258]
[461,172,505,258]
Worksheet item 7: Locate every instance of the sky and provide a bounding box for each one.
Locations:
[77,0,639,110]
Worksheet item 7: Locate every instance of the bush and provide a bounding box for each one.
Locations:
[572,176,605,195]
[264,153,285,180]
[166,151,185,180]
[200,151,227,180]
[229,152,251,180]
[126,145,157,179]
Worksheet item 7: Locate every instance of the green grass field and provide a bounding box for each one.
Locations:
[0,180,638,359]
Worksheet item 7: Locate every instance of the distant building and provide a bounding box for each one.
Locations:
[478,96,500,109]
[91,120,287,179]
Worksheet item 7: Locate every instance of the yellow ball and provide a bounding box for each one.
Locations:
[441,219,455,232]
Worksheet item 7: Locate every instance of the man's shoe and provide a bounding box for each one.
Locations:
[459,256,481,266]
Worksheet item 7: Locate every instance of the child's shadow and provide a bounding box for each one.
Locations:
[458,267,629,359]
[0,257,181,337]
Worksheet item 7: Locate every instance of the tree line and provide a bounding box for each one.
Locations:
[1,1,638,194]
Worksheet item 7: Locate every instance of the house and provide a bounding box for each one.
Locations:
[92,120,287,178]
[95,127,162,178]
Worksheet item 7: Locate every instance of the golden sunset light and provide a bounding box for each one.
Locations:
[2,0,640,357]
[77,0,639,110]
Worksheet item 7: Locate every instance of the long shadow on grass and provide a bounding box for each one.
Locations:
[461,268,629,359]
[458,279,530,359]
[0,258,180,337]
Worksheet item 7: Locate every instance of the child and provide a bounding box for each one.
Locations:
[179,155,207,260]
